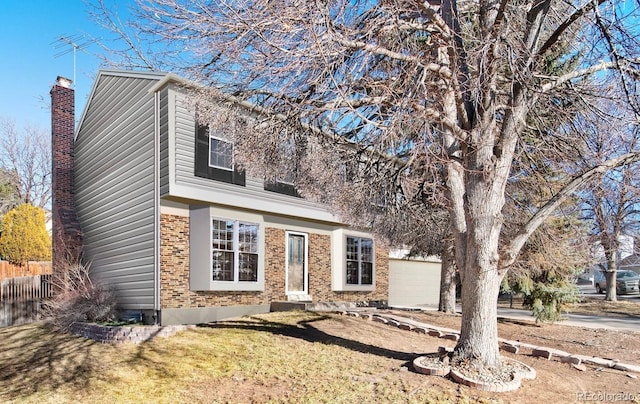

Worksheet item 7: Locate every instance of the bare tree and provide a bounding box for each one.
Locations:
[93,0,640,368]
[0,168,20,220]
[0,118,52,211]
[580,104,640,301]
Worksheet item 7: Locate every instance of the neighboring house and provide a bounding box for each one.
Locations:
[580,236,637,282]
[50,71,390,326]
[619,254,640,275]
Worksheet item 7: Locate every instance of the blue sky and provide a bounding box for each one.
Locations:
[0,1,129,130]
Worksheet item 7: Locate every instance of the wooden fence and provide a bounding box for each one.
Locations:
[0,275,52,327]
[0,261,52,280]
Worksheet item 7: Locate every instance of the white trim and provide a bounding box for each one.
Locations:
[189,206,265,292]
[331,228,376,292]
[170,183,340,223]
[168,89,177,187]
[211,218,260,284]
[285,231,309,295]
[153,90,161,312]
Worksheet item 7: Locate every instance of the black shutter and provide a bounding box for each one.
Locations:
[233,168,246,186]
[194,124,210,178]
[194,123,246,186]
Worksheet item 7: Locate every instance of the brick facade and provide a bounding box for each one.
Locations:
[159,213,388,309]
[51,76,82,274]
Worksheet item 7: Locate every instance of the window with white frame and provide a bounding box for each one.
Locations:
[346,236,373,285]
[212,219,259,282]
[209,136,233,170]
[195,124,245,185]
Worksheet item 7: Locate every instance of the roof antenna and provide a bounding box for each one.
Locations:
[52,34,97,89]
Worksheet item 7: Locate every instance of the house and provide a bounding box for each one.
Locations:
[619,254,640,275]
[51,70,391,326]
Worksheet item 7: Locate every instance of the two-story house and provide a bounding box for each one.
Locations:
[51,70,390,326]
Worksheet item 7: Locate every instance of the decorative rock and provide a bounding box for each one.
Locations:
[443,333,459,342]
[412,356,451,376]
[413,327,428,334]
[501,340,520,347]
[398,323,414,331]
[614,363,640,373]
[546,348,571,358]
[449,367,521,393]
[627,373,638,379]
[387,319,400,327]
[532,348,552,360]
[428,330,443,338]
[372,316,388,324]
[501,343,519,354]
[587,357,616,368]
[571,354,592,364]
[561,356,582,365]
[68,322,194,344]
[572,363,587,372]
[438,346,454,354]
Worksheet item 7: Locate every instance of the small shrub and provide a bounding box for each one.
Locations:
[44,263,117,331]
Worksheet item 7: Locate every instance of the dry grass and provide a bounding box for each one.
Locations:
[2,310,639,403]
[568,297,640,317]
[0,312,465,404]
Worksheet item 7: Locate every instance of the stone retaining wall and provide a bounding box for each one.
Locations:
[69,322,195,344]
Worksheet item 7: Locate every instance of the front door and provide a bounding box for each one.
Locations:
[286,232,308,295]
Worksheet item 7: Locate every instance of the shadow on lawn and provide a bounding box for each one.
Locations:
[201,314,416,362]
[0,322,97,399]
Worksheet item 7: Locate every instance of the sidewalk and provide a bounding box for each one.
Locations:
[391,304,640,332]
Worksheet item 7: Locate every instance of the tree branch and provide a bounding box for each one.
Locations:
[501,152,640,270]
[536,0,607,57]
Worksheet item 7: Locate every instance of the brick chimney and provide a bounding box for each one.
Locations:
[51,76,82,273]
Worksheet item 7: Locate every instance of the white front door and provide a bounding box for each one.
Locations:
[286,232,308,295]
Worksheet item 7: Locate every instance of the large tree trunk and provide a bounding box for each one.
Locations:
[439,242,457,313]
[456,262,503,367]
[452,141,509,367]
[604,256,618,302]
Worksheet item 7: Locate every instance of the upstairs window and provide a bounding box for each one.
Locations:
[209,136,233,170]
[195,124,245,185]
[346,236,374,285]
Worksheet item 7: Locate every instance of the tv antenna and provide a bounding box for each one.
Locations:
[52,34,97,88]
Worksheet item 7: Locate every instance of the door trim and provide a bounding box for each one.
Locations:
[285,231,308,295]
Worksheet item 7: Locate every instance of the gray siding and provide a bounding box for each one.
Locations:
[75,74,159,310]
[167,89,338,222]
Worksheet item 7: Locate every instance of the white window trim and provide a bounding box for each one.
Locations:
[208,134,234,171]
[189,206,264,292]
[331,228,376,292]
[346,236,374,286]
[285,231,309,295]
[211,218,259,284]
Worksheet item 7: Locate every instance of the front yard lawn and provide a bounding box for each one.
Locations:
[1,310,638,403]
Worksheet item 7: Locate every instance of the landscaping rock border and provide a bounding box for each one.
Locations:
[340,309,640,390]
[348,311,640,374]
[69,322,195,344]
